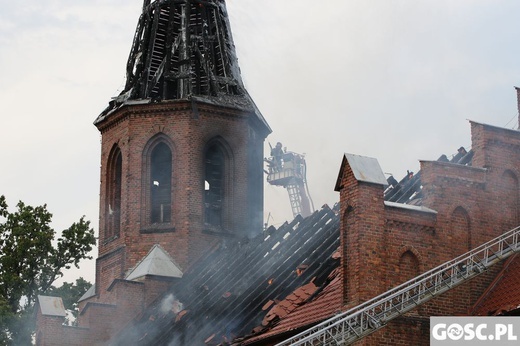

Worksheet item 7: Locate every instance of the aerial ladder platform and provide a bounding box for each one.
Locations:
[265,143,314,218]
[276,225,520,346]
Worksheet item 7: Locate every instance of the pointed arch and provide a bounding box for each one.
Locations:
[451,206,471,252]
[398,249,421,281]
[142,134,175,227]
[105,144,122,240]
[151,142,172,223]
[203,136,233,230]
[397,247,422,315]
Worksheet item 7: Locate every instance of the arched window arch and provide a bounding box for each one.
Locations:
[501,170,519,228]
[141,134,175,230]
[203,137,233,230]
[106,145,122,239]
[204,143,225,227]
[451,206,471,252]
[399,250,420,281]
[398,249,421,315]
[150,142,172,224]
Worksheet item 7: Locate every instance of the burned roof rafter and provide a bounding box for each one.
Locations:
[110,204,341,345]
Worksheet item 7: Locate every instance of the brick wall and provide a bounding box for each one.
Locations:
[36,97,268,345]
[36,306,97,346]
[339,162,386,306]
[35,308,65,346]
[37,276,177,345]
[338,121,520,345]
[94,100,267,294]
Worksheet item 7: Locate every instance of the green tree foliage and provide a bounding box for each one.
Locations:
[0,295,13,345]
[0,195,96,344]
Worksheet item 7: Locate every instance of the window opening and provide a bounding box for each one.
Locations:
[151,142,172,223]
[204,145,224,227]
[106,148,122,238]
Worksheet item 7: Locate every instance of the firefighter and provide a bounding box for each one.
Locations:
[271,142,283,171]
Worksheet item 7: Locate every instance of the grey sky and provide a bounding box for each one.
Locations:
[1,0,519,283]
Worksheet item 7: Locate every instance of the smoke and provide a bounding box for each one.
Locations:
[64,309,76,326]
[159,294,183,315]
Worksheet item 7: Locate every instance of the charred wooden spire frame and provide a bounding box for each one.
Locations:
[127,0,243,100]
[96,0,267,125]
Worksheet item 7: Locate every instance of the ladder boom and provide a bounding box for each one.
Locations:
[266,146,314,218]
[276,225,520,346]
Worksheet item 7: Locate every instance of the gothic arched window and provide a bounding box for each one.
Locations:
[501,170,519,228]
[204,144,225,228]
[150,142,172,224]
[399,250,420,281]
[106,145,122,239]
[451,206,471,252]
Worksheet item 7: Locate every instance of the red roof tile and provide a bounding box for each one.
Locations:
[472,254,520,316]
[244,267,343,344]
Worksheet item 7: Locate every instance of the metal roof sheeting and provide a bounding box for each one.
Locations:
[125,244,183,281]
[38,295,67,317]
[384,201,437,214]
[78,284,96,302]
[344,153,387,186]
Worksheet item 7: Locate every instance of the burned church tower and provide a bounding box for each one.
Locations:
[94,0,271,293]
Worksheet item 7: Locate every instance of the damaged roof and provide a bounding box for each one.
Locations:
[472,254,520,316]
[243,266,343,345]
[109,145,508,345]
[383,146,473,204]
[110,146,484,345]
[110,204,340,345]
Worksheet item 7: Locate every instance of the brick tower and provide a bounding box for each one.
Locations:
[93,0,271,293]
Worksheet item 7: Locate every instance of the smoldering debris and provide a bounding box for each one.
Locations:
[159,294,184,315]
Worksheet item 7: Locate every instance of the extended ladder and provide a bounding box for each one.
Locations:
[276,225,520,346]
[286,178,303,217]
